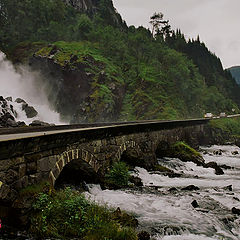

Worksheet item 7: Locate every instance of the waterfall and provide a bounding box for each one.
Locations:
[0,51,66,125]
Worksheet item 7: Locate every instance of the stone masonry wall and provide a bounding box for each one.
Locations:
[0,122,206,207]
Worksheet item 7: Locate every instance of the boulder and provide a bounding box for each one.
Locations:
[232,207,240,215]
[15,98,26,104]
[204,161,224,175]
[191,200,199,208]
[182,185,200,191]
[6,118,18,127]
[129,176,143,187]
[29,120,51,126]
[224,185,232,191]
[22,103,38,118]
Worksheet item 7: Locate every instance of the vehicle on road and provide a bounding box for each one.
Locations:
[219,112,226,118]
[204,113,213,118]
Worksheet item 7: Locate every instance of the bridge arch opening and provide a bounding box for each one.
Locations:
[54,159,100,190]
[155,141,171,158]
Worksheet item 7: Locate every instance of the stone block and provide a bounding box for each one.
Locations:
[5,169,18,184]
[0,157,24,171]
[27,162,37,174]
[28,173,42,185]
[18,164,26,178]
[24,153,41,163]
[13,176,28,190]
[37,156,57,172]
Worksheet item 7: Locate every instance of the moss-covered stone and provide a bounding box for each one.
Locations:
[171,141,204,166]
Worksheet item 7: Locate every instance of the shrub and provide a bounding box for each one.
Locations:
[30,187,137,239]
[105,162,130,188]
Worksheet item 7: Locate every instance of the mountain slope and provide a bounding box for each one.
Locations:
[227,66,240,85]
[1,0,240,123]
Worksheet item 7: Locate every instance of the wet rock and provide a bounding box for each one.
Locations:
[232,207,240,215]
[220,164,232,170]
[232,151,238,155]
[215,166,224,175]
[204,162,224,175]
[16,121,26,127]
[204,161,218,168]
[22,103,38,118]
[129,176,143,187]
[191,200,199,208]
[213,149,222,155]
[15,98,26,104]
[6,118,18,127]
[224,185,233,191]
[29,120,51,126]
[168,187,178,192]
[182,185,200,191]
[233,197,240,201]
[5,97,12,102]
[137,231,150,240]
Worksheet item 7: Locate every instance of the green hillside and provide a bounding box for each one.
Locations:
[1,0,239,122]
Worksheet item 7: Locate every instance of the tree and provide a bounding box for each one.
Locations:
[149,12,172,39]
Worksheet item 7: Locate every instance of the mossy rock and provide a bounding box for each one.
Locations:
[171,141,204,166]
[153,164,173,173]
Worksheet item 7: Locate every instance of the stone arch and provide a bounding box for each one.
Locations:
[155,140,171,158]
[115,140,140,162]
[49,148,100,188]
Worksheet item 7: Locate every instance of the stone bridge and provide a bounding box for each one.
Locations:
[0,119,209,209]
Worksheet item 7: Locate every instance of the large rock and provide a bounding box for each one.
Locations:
[29,120,51,126]
[204,162,224,175]
[0,96,18,127]
[22,103,38,118]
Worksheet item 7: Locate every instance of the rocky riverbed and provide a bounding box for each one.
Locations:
[85,145,240,240]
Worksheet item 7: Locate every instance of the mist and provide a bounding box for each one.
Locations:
[0,51,66,125]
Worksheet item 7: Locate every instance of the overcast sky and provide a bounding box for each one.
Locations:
[112,0,240,69]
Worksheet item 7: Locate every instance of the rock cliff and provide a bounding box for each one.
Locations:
[63,0,99,12]
[30,42,125,123]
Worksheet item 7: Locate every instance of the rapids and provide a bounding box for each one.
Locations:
[85,145,240,240]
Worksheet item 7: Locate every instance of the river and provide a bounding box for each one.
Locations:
[85,145,240,240]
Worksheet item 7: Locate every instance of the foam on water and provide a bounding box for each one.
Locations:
[85,145,240,239]
[0,51,66,125]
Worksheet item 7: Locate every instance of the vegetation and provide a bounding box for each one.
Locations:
[209,117,240,137]
[19,181,50,198]
[1,0,240,121]
[105,162,130,188]
[30,187,138,239]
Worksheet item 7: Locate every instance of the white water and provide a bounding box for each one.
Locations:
[0,51,65,125]
[85,145,240,240]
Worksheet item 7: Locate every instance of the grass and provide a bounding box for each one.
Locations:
[30,187,138,239]
[19,181,50,198]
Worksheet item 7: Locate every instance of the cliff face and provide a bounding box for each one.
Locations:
[29,42,125,123]
[63,0,99,12]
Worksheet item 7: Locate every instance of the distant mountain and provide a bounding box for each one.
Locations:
[227,66,240,85]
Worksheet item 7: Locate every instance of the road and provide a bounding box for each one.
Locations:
[0,115,239,142]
